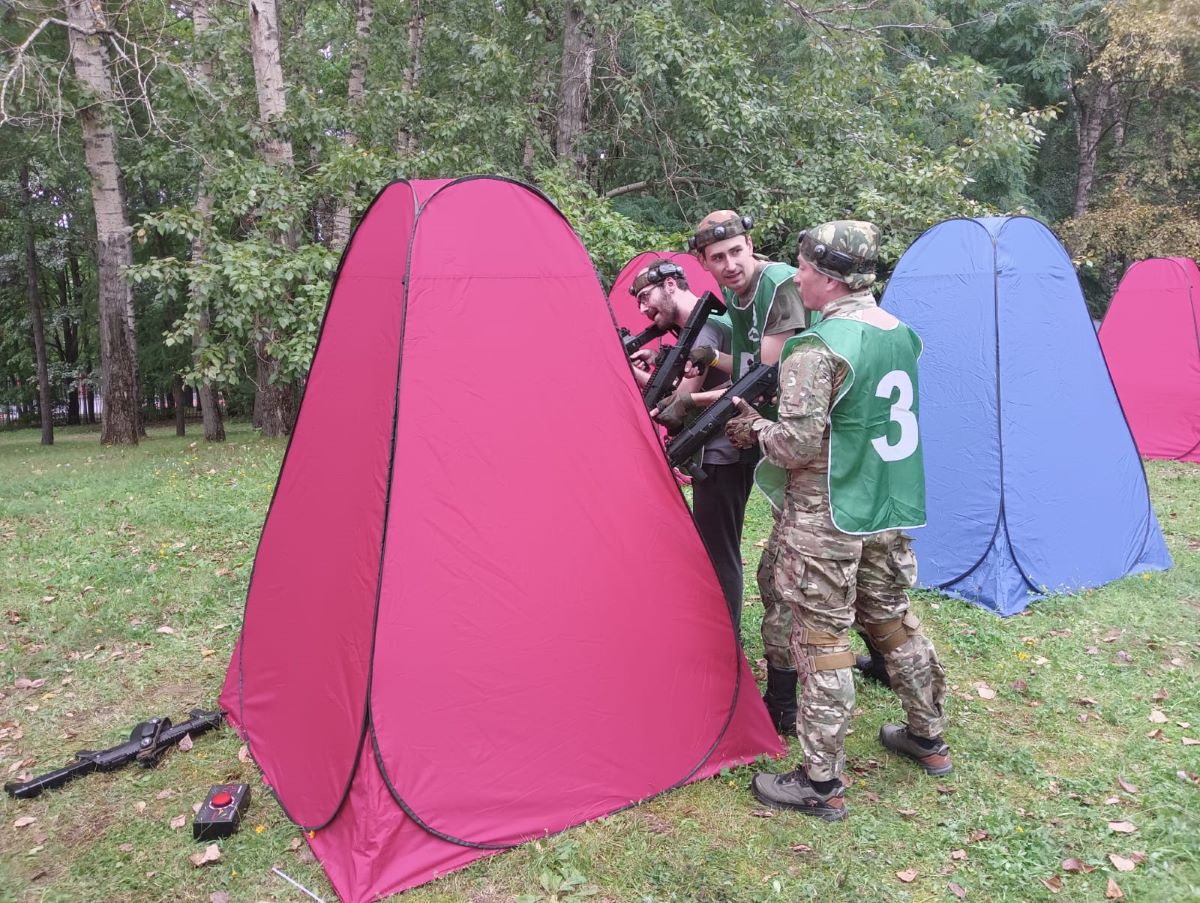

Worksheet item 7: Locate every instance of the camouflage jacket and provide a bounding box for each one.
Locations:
[756,290,878,558]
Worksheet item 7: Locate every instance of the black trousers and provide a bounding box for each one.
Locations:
[691,448,758,638]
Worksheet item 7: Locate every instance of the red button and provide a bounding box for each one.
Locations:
[211,791,233,808]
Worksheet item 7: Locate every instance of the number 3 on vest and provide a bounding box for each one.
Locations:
[871,370,918,462]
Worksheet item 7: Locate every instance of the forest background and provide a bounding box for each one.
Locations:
[1,0,1198,444]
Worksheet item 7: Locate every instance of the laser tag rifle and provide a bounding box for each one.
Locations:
[642,291,727,412]
[4,709,223,800]
[618,323,667,356]
[665,361,778,480]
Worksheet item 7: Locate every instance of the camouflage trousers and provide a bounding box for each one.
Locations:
[757,518,793,670]
[774,530,948,782]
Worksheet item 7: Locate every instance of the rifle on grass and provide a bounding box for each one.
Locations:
[665,362,778,480]
[618,323,667,356]
[4,708,223,800]
[642,291,726,411]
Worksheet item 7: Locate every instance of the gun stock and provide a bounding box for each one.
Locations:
[666,362,778,479]
[642,291,726,411]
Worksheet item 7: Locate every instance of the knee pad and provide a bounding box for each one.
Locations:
[860,612,922,654]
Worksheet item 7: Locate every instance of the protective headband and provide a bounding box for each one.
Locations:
[796,229,875,279]
[629,260,685,296]
[688,214,753,252]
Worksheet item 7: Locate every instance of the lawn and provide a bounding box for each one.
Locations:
[1,424,1197,902]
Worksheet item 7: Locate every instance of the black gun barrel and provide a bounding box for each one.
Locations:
[643,291,726,411]
[666,362,778,477]
[4,709,223,800]
[620,323,666,355]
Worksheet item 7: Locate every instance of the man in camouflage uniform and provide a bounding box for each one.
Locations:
[726,220,950,821]
[668,210,808,735]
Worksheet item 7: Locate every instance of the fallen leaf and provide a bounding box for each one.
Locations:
[170,814,187,830]
[1149,709,1168,724]
[749,809,775,818]
[288,837,303,851]
[896,808,917,817]
[13,816,36,828]
[188,844,220,868]
[863,790,880,802]
[1178,771,1199,784]
[1010,679,1027,692]
[1085,646,1099,655]
[896,868,918,883]
[949,881,967,898]
[1049,628,1072,637]
[178,734,193,752]
[1115,650,1133,663]
[1183,737,1200,746]
[238,744,250,763]
[1129,852,1147,865]
[155,626,176,635]
[1061,858,1095,873]
[1075,697,1098,707]
[210,894,230,903]
[967,829,989,843]
[1103,796,1122,805]
[937,785,956,795]
[1105,877,1124,899]
[1146,728,1166,740]
[1102,629,1122,643]
[155,789,174,800]
[118,843,133,852]
[1108,854,1136,872]
[950,849,967,861]
[200,648,214,658]
[134,801,147,814]
[1117,777,1138,794]
[1041,876,1063,893]
[791,843,814,854]
[192,802,202,815]
[974,682,996,700]
[1034,656,1050,666]
[1108,821,1137,834]
[1152,688,1169,701]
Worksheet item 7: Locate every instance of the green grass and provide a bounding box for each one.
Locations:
[1,424,1198,902]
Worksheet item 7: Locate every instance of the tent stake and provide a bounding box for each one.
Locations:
[271,866,325,902]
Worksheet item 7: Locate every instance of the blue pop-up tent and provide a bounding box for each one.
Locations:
[881,216,1172,616]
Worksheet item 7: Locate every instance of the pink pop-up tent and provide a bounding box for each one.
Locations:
[1099,257,1200,462]
[220,177,784,902]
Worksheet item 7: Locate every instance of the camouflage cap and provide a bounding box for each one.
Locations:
[629,259,686,295]
[797,220,879,290]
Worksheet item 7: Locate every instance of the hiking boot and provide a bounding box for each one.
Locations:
[762,665,798,737]
[750,769,848,822]
[879,723,953,776]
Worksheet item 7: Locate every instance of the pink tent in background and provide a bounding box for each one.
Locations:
[220,177,784,902]
[1099,257,1200,462]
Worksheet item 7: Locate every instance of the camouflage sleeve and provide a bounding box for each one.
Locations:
[764,278,807,336]
[757,343,836,469]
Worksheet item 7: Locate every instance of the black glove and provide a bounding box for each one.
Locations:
[651,391,695,434]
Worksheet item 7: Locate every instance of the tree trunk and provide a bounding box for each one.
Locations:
[188,0,226,442]
[1071,76,1112,217]
[173,374,185,436]
[19,166,54,446]
[66,0,140,445]
[249,0,299,436]
[397,0,424,152]
[556,1,596,175]
[330,0,372,253]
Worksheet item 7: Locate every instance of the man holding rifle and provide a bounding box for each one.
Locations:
[627,260,750,632]
[685,211,809,736]
[725,221,949,821]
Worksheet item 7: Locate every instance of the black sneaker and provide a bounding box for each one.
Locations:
[750,769,848,822]
[879,723,953,776]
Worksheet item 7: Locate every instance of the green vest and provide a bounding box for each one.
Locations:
[758,315,927,534]
[724,262,797,381]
